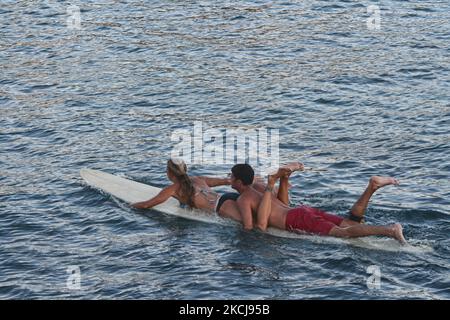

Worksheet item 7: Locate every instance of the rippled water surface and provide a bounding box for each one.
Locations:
[1,1,449,299]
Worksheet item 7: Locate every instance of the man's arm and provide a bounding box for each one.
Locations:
[256,180,276,231]
[132,184,177,209]
[236,196,254,231]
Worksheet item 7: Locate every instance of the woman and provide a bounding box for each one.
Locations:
[132,158,242,222]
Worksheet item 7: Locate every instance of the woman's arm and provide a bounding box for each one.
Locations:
[132,184,178,209]
[198,176,231,187]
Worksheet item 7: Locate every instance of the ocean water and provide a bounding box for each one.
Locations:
[0,0,449,299]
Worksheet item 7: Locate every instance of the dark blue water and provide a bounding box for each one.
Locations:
[1,0,449,299]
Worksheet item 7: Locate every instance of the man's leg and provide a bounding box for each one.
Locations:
[341,176,399,226]
[276,162,304,205]
[277,176,290,205]
[329,223,407,244]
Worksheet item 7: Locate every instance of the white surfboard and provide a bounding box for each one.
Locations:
[80,168,223,224]
[80,168,432,253]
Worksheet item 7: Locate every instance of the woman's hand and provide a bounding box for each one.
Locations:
[132,202,147,209]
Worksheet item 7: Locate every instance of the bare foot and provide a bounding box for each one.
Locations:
[370,176,400,191]
[279,162,304,178]
[268,168,291,185]
[283,161,304,172]
[389,223,407,245]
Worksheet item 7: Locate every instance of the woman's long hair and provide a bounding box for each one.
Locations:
[167,158,196,208]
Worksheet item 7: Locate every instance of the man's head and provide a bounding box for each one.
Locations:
[230,164,254,192]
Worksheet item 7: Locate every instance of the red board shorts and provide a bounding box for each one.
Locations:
[285,206,344,236]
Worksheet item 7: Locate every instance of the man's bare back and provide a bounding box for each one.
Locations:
[232,164,302,230]
[236,185,290,230]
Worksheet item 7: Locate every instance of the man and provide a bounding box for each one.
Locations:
[230,163,407,244]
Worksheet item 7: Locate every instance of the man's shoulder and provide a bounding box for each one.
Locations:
[237,190,250,200]
[237,188,258,202]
